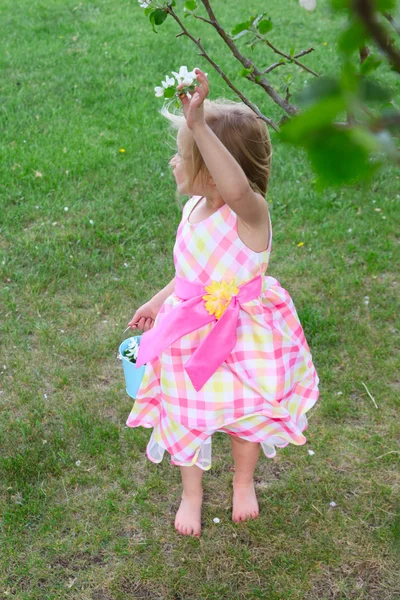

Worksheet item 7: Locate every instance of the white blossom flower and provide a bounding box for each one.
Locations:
[154,86,165,97]
[329,501,337,508]
[154,67,207,98]
[123,338,140,363]
[213,517,220,523]
[162,75,175,88]
[171,65,194,86]
[75,460,81,466]
[172,65,204,87]
[299,0,316,10]
[138,0,151,7]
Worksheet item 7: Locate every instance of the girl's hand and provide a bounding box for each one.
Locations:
[128,299,160,333]
[177,69,209,131]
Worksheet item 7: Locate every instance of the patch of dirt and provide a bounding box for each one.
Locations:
[50,551,108,570]
[117,578,164,599]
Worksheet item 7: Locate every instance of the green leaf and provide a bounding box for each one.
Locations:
[338,20,369,55]
[306,126,381,186]
[280,96,347,144]
[375,0,396,11]
[163,88,175,99]
[359,78,392,103]
[294,76,342,109]
[184,0,197,11]
[330,0,350,10]
[149,13,158,33]
[239,66,254,77]
[349,127,381,154]
[257,19,273,34]
[360,54,383,76]
[153,9,168,25]
[232,21,251,35]
[340,60,359,94]
[290,47,295,58]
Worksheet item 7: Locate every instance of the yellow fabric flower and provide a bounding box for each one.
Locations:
[202,279,239,320]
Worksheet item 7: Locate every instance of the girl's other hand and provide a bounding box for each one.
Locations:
[128,299,160,333]
[177,69,209,131]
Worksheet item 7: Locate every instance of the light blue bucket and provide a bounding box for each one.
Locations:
[119,336,146,399]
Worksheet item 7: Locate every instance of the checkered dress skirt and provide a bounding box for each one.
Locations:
[126,196,320,470]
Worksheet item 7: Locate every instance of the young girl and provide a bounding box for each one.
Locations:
[126,69,319,538]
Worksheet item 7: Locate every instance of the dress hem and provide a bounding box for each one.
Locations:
[127,412,311,471]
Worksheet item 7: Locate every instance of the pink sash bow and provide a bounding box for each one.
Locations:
[135,274,263,391]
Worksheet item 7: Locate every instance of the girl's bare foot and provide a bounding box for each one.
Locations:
[232,477,259,523]
[175,491,203,537]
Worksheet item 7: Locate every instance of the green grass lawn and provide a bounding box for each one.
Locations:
[1,0,399,598]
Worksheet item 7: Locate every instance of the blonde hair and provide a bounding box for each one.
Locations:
[161,98,272,206]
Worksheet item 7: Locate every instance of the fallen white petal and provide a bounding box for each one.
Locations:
[213,517,220,523]
[308,450,315,456]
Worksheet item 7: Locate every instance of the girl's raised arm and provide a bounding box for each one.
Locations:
[178,70,269,226]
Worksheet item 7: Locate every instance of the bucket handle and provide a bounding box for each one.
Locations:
[121,323,143,340]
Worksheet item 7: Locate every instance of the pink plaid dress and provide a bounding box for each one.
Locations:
[126,195,320,470]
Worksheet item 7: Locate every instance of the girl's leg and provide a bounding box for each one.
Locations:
[174,465,204,537]
[230,436,260,523]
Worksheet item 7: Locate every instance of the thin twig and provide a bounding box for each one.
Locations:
[253,33,320,77]
[262,61,286,74]
[262,48,315,74]
[192,13,213,26]
[361,381,378,409]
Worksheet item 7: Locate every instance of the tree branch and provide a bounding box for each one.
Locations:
[383,12,400,36]
[252,34,320,78]
[354,0,400,73]
[166,7,280,131]
[262,61,286,74]
[199,0,300,115]
[262,48,315,74]
[192,13,214,26]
